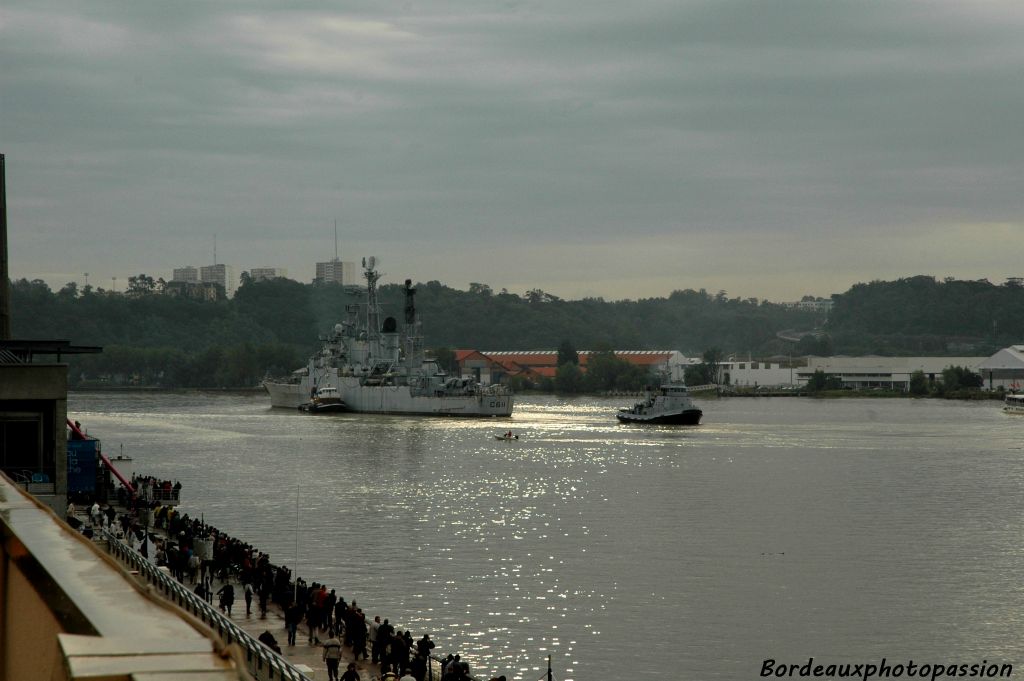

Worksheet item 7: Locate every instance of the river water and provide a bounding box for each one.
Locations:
[67,392,1024,680]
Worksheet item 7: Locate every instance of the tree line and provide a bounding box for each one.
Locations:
[8,272,1021,388]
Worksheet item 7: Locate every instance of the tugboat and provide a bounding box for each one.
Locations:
[1004,393,1024,415]
[263,257,513,417]
[299,386,348,413]
[616,382,703,425]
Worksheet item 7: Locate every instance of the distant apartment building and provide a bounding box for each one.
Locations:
[781,299,834,314]
[170,264,236,297]
[199,264,236,298]
[315,259,356,285]
[163,281,221,301]
[250,267,288,282]
[172,266,199,283]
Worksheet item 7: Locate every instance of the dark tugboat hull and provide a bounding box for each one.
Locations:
[299,401,349,413]
[616,409,702,425]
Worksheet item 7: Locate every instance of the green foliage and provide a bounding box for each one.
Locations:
[684,364,708,385]
[127,274,157,296]
[583,349,648,392]
[554,362,585,393]
[557,340,579,366]
[232,278,317,345]
[806,369,843,391]
[940,365,983,391]
[683,348,725,385]
[16,270,1018,389]
[795,334,833,356]
[908,370,929,395]
[506,374,535,392]
[429,347,459,374]
[827,276,1024,355]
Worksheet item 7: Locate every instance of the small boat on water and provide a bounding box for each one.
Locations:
[299,387,348,414]
[617,382,702,425]
[1004,393,1024,415]
[494,433,520,441]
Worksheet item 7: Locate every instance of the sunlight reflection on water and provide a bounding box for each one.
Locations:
[69,392,1024,679]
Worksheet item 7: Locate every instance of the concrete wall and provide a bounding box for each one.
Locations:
[0,364,68,513]
[0,474,242,680]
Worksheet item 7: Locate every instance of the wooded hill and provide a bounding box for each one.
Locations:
[8,274,1020,387]
[827,276,1024,355]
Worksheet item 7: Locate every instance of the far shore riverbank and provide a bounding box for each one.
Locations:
[68,385,1009,402]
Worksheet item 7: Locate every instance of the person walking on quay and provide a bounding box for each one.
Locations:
[216,581,235,616]
[350,608,368,660]
[325,589,338,631]
[375,618,394,665]
[388,629,410,675]
[258,582,269,618]
[194,580,207,602]
[368,615,381,662]
[416,634,435,660]
[188,552,200,584]
[340,662,360,681]
[285,602,302,646]
[322,629,343,681]
[334,597,348,639]
[244,581,254,616]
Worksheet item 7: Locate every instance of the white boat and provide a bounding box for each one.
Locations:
[616,383,703,425]
[1004,393,1024,415]
[494,434,519,441]
[263,257,514,418]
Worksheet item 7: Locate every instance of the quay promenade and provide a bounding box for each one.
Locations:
[74,500,486,681]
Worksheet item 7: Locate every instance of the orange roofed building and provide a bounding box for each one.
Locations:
[457,350,697,384]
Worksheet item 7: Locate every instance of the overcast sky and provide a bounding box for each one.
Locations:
[2,1,1022,301]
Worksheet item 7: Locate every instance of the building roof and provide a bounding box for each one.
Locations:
[481,350,679,368]
[978,345,1024,371]
[0,340,102,363]
[455,349,491,363]
[803,355,987,373]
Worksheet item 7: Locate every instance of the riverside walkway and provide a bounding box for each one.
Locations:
[74,505,465,681]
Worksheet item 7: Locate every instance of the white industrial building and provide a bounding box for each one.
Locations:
[977,346,1024,390]
[795,356,986,390]
[720,359,800,387]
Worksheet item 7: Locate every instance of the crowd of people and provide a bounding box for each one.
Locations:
[131,475,182,503]
[75,478,509,681]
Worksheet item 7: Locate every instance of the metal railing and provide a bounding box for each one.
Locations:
[102,529,310,681]
[139,487,181,504]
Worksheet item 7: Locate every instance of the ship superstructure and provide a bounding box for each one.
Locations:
[264,258,514,417]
